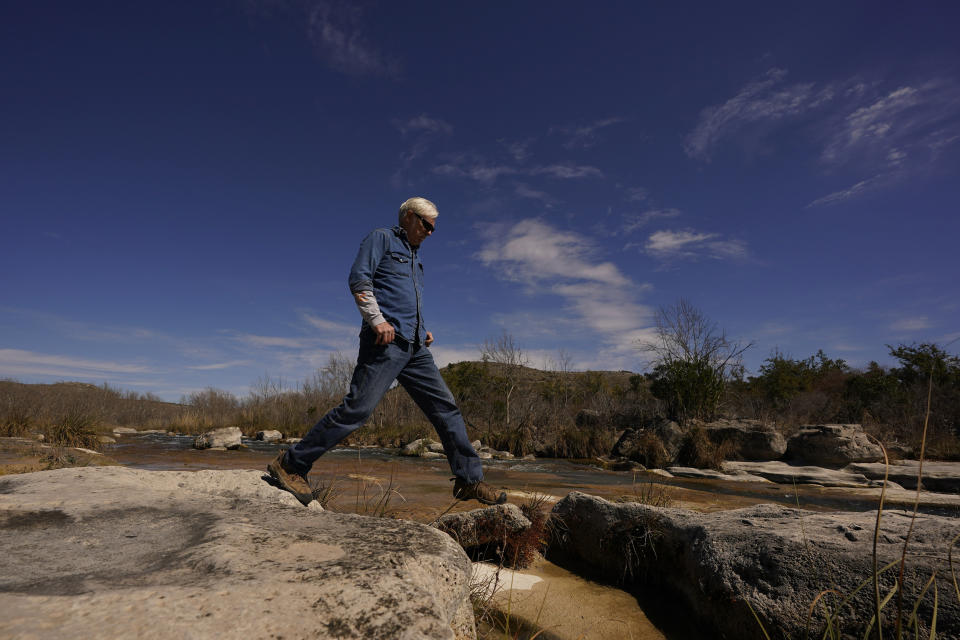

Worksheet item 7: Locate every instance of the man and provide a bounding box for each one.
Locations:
[268,197,507,507]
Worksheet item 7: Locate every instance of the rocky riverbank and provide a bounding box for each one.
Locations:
[548,492,960,640]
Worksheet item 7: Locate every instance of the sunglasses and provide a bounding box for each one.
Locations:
[416,215,435,233]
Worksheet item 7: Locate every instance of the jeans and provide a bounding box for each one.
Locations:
[286,334,484,484]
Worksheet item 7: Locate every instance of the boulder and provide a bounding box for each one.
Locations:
[97,435,116,445]
[693,418,787,461]
[434,504,531,549]
[255,430,283,442]
[785,424,884,466]
[427,442,445,453]
[548,491,960,639]
[0,467,473,640]
[401,438,436,457]
[611,418,684,467]
[193,427,243,450]
[282,437,302,445]
[112,427,138,435]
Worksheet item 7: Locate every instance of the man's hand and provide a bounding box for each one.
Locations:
[373,321,395,345]
[425,331,434,347]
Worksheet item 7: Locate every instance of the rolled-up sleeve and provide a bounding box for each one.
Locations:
[348,230,388,294]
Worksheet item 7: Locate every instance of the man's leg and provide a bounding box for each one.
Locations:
[285,339,410,475]
[396,346,484,484]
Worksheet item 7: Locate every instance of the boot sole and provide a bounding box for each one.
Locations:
[267,463,314,506]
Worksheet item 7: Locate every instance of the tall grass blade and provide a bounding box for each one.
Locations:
[863,583,899,640]
[949,533,960,605]
[867,435,891,640]
[896,373,934,637]
[744,598,773,640]
[907,572,936,639]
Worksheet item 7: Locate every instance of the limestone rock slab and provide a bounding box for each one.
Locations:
[0,467,474,640]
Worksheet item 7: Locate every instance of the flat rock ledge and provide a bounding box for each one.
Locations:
[548,491,960,640]
[0,467,475,640]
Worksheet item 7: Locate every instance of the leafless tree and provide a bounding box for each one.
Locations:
[480,331,529,426]
[639,299,751,378]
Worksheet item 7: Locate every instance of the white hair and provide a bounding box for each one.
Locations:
[398,197,438,224]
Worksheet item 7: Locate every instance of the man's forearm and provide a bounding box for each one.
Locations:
[353,290,386,328]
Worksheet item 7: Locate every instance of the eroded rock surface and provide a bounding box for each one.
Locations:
[695,418,787,461]
[0,467,474,640]
[434,503,531,549]
[548,491,960,640]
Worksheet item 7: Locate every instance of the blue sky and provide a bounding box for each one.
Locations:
[2,1,959,401]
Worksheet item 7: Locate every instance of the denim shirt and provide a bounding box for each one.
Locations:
[348,226,426,344]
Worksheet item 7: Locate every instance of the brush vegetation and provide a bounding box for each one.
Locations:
[2,329,958,460]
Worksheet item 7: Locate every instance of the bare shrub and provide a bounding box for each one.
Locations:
[675,427,728,470]
[45,413,102,450]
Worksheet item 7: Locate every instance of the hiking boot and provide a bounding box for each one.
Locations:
[453,478,507,505]
[267,451,313,506]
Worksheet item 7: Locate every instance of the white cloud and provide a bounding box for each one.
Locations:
[232,333,315,349]
[0,349,155,378]
[477,219,653,368]
[395,114,453,136]
[807,174,886,207]
[624,187,649,202]
[187,360,252,371]
[685,68,830,161]
[301,313,358,336]
[553,117,625,148]
[889,316,932,332]
[513,182,559,206]
[529,164,603,179]
[622,208,681,233]
[478,219,630,287]
[433,160,517,184]
[304,0,400,77]
[645,229,748,261]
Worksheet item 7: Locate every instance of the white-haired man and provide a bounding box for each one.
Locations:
[269,197,507,506]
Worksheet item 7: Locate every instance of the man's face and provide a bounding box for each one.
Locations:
[401,211,435,247]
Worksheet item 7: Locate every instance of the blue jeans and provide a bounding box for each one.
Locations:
[286,334,484,484]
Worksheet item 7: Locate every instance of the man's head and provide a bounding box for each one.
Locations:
[398,196,438,247]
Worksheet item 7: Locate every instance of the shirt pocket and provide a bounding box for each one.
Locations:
[379,251,411,276]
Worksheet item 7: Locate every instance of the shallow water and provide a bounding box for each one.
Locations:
[104,432,915,518]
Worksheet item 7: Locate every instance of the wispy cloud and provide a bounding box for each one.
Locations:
[645,229,748,261]
[807,174,886,207]
[513,182,559,206]
[624,187,649,203]
[477,219,653,369]
[622,208,681,234]
[395,114,453,136]
[187,360,252,371]
[0,349,155,378]
[305,0,400,77]
[433,159,517,183]
[889,316,932,332]
[529,164,603,179]
[432,156,601,184]
[231,333,316,349]
[685,68,831,161]
[808,79,960,205]
[553,117,625,148]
